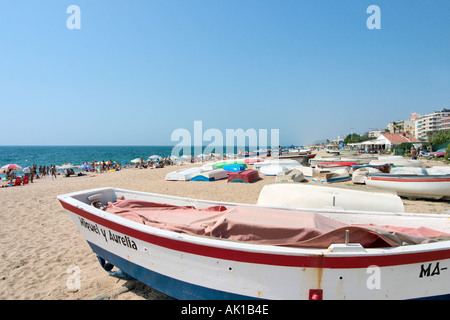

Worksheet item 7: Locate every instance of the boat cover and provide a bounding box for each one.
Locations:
[227,169,260,183]
[102,199,450,248]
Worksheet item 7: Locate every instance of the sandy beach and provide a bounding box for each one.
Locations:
[1,151,449,300]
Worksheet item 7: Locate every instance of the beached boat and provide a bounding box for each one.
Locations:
[244,157,264,164]
[259,165,289,176]
[312,169,350,183]
[191,169,228,182]
[351,167,381,184]
[165,167,204,181]
[58,187,450,300]
[211,160,247,169]
[316,162,358,170]
[350,163,392,174]
[310,157,368,167]
[275,169,306,183]
[365,173,450,200]
[369,159,423,168]
[254,159,300,170]
[223,164,246,172]
[227,169,260,183]
[257,183,405,213]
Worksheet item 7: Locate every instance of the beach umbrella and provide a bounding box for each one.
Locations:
[148,155,162,160]
[131,158,141,163]
[59,164,76,170]
[79,164,93,171]
[0,164,23,173]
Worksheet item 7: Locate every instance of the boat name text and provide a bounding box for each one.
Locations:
[419,262,447,278]
[78,217,137,250]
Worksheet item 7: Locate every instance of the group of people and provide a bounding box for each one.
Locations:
[2,164,58,187]
[23,164,58,181]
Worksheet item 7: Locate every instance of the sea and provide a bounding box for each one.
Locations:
[0,145,262,171]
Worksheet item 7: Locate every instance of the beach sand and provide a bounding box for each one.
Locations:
[1,151,449,300]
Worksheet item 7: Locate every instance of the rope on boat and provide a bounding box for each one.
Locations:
[97,256,135,280]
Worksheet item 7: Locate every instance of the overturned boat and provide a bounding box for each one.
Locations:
[365,173,450,200]
[58,187,450,300]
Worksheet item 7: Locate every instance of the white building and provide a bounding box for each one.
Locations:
[415,108,450,140]
[440,116,450,131]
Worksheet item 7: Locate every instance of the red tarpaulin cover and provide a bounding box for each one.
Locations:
[103,199,450,248]
[227,169,260,183]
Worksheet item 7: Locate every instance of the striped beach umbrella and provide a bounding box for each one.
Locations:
[0,164,23,173]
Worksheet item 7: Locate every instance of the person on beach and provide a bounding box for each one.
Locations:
[278,146,282,156]
[411,146,418,160]
[50,165,57,180]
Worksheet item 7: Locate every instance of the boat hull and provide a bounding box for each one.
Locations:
[365,174,450,200]
[58,188,450,300]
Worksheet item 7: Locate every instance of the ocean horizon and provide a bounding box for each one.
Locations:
[0,145,288,170]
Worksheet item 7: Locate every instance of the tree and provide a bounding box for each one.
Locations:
[430,130,450,146]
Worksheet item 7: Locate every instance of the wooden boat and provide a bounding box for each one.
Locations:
[350,164,392,174]
[311,157,369,168]
[165,167,203,181]
[275,169,306,183]
[257,183,405,213]
[278,153,315,163]
[316,162,358,169]
[191,169,228,182]
[227,169,260,183]
[365,173,450,200]
[58,187,450,300]
[312,169,350,183]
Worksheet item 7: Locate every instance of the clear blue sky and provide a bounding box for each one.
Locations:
[1,0,449,146]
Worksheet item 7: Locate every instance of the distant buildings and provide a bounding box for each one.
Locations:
[415,109,450,140]
[384,108,450,141]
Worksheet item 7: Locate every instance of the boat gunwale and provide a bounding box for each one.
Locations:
[58,187,450,269]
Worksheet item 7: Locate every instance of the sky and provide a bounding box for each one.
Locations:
[0,0,449,146]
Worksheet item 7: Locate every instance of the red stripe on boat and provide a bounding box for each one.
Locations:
[60,200,450,269]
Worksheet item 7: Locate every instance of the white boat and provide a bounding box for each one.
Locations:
[58,187,450,300]
[369,159,423,168]
[390,167,428,175]
[191,168,228,181]
[365,173,450,200]
[426,166,450,175]
[310,157,373,167]
[254,159,300,170]
[259,164,313,177]
[257,183,405,213]
[165,167,204,181]
[351,167,381,184]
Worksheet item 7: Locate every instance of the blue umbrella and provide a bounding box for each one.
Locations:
[79,164,93,170]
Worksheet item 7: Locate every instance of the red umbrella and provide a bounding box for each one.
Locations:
[0,164,23,173]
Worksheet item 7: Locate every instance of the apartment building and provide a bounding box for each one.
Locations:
[440,116,450,131]
[415,108,450,140]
